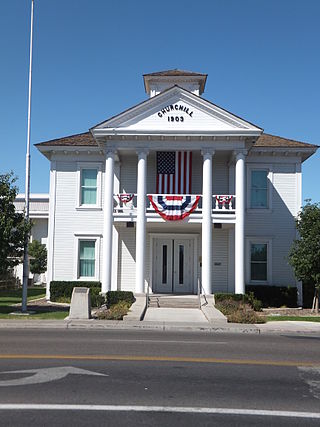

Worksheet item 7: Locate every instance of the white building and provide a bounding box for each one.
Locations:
[35,70,317,301]
[14,194,49,284]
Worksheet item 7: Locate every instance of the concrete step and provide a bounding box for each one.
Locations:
[148,296,199,309]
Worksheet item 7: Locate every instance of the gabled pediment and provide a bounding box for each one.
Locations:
[92,86,262,137]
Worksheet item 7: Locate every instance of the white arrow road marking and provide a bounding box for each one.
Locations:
[298,366,320,400]
[0,366,108,387]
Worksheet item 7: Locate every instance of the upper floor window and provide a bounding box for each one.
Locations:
[81,169,97,205]
[250,170,268,208]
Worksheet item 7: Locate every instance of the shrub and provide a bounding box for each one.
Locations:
[214,293,248,303]
[97,301,131,320]
[227,307,265,324]
[106,291,135,307]
[214,292,262,312]
[90,287,105,308]
[245,285,297,308]
[50,281,101,301]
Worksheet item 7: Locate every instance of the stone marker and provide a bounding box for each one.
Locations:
[69,287,91,320]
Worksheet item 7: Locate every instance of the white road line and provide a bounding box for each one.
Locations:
[100,339,227,345]
[0,405,319,418]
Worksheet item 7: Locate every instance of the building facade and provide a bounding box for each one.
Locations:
[36,70,317,300]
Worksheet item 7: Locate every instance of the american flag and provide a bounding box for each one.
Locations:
[156,151,192,194]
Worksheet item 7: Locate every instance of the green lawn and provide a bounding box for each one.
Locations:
[266,316,320,322]
[0,287,69,320]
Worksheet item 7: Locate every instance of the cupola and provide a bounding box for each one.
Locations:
[143,69,207,98]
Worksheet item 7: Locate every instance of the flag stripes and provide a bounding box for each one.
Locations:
[156,151,192,194]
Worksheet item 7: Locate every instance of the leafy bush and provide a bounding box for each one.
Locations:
[214,292,262,312]
[106,291,135,307]
[245,285,297,308]
[227,307,265,324]
[97,301,131,320]
[50,281,101,301]
[215,296,265,324]
[28,240,47,275]
[90,287,105,308]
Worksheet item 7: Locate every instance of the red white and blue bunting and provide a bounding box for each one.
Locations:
[148,195,200,221]
[117,193,134,205]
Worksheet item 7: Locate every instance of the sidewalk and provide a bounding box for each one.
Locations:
[0,318,319,335]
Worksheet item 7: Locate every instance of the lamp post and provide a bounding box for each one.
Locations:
[22,0,34,313]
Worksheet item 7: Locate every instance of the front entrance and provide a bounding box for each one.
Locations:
[152,237,195,294]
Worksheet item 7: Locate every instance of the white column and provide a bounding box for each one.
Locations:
[111,161,120,291]
[102,150,115,294]
[135,149,148,294]
[235,150,247,295]
[201,149,214,295]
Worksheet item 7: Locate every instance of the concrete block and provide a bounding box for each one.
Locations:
[69,287,91,320]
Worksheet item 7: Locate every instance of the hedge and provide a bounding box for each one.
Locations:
[245,285,297,308]
[50,282,135,308]
[50,281,101,301]
[106,291,135,307]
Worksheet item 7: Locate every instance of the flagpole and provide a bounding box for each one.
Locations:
[22,0,34,313]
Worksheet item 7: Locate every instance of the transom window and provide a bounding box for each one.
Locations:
[250,243,267,281]
[250,170,268,208]
[81,169,97,205]
[79,240,95,277]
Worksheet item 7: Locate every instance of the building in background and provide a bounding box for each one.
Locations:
[14,194,49,284]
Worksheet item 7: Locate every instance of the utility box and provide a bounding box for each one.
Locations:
[69,287,91,320]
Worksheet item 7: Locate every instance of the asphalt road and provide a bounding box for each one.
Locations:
[0,329,319,426]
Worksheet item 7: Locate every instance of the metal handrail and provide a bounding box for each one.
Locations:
[197,278,208,308]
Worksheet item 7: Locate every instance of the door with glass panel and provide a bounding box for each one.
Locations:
[153,238,194,294]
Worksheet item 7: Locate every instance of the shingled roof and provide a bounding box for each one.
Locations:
[35,132,97,147]
[143,69,207,77]
[35,131,317,149]
[254,133,317,149]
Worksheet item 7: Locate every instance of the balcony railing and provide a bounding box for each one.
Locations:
[114,194,236,219]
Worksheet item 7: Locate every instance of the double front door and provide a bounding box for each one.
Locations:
[153,237,194,294]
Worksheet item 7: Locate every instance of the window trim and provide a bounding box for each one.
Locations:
[76,163,102,210]
[74,234,101,281]
[246,238,272,285]
[247,164,273,212]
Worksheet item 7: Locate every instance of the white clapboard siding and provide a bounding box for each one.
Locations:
[120,154,137,193]
[213,154,229,195]
[212,229,229,293]
[53,161,104,281]
[117,226,136,292]
[246,162,297,286]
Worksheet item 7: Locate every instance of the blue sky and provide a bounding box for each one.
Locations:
[1,0,319,202]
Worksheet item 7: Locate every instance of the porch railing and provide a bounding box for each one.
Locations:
[114,194,236,214]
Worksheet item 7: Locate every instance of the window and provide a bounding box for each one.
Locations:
[79,240,95,277]
[250,170,268,208]
[81,169,97,205]
[250,243,267,281]
[77,163,102,209]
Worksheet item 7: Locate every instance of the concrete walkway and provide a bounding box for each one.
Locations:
[143,307,208,323]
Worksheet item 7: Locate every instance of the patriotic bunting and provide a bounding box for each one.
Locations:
[148,195,200,221]
[117,193,134,204]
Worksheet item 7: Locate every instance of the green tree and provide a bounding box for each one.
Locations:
[289,200,320,309]
[0,172,31,276]
[28,239,47,275]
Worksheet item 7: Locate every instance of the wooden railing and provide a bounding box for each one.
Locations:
[114,194,236,214]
